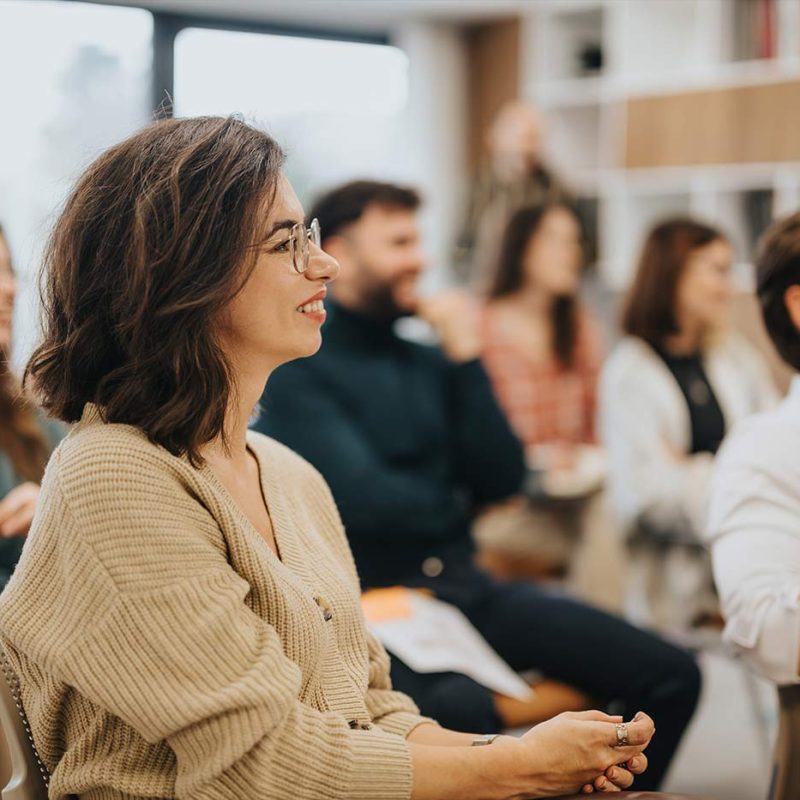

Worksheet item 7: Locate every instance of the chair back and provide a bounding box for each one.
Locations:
[0,649,49,800]
[769,683,800,800]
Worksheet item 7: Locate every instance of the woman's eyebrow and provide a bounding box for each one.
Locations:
[264,218,301,239]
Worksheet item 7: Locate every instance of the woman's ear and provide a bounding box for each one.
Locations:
[784,284,800,332]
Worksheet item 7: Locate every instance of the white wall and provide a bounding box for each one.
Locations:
[392,21,469,289]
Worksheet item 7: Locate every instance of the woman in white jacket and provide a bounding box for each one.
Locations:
[600,218,778,625]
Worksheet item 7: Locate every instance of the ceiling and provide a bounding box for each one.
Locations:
[88,0,526,33]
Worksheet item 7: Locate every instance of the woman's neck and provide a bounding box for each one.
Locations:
[201,359,273,465]
[662,318,704,356]
[506,284,554,317]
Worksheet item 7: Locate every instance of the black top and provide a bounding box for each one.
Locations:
[253,302,526,589]
[655,348,726,455]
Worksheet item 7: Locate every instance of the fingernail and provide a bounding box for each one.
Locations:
[633,711,643,721]
[596,778,606,789]
[628,757,639,770]
[607,768,617,780]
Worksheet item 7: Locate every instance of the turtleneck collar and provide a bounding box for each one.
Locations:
[324,300,401,349]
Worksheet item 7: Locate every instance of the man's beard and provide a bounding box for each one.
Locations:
[358,277,417,323]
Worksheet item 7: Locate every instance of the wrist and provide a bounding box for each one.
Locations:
[442,341,482,364]
[474,736,538,800]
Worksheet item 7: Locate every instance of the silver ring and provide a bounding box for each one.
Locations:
[615,722,629,747]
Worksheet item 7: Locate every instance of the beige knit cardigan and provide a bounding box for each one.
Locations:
[0,405,432,799]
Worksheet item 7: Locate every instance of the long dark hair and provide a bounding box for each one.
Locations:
[25,116,285,465]
[0,225,50,482]
[488,203,584,367]
[622,217,726,348]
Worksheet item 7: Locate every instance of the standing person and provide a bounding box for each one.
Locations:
[0,116,655,800]
[476,203,622,610]
[0,225,62,589]
[600,217,779,627]
[256,179,701,790]
[707,212,800,684]
[454,101,572,287]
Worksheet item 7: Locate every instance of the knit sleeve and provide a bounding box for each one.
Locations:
[20,439,413,800]
[58,568,412,800]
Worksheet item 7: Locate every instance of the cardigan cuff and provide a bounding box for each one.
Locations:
[374,710,439,739]
[346,727,413,800]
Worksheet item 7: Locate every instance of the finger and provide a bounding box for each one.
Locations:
[0,503,35,537]
[0,494,24,527]
[625,753,649,775]
[609,744,649,764]
[593,776,619,792]
[608,717,655,748]
[605,766,634,790]
[582,784,595,794]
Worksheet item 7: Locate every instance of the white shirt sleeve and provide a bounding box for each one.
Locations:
[708,414,800,685]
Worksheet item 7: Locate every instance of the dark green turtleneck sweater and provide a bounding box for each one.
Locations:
[253,302,525,589]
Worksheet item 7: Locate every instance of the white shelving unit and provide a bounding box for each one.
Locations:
[521,0,800,290]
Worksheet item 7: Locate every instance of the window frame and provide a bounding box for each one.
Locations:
[151,10,390,115]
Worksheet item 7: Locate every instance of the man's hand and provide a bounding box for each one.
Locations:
[0,482,40,538]
[417,289,483,363]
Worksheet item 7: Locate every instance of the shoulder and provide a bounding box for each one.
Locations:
[51,412,201,515]
[710,333,763,366]
[716,404,794,475]
[709,404,800,539]
[602,337,659,386]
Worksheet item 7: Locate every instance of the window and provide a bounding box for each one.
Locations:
[0,1,152,366]
[173,27,409,206]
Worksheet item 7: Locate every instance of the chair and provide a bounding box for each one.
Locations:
[0,648,49,800]
[768,684,800,800]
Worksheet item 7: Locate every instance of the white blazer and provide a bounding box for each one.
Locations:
[599,335,779,540]
[707,377,800,685]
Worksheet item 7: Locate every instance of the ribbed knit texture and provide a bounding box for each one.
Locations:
[0,404,430,799]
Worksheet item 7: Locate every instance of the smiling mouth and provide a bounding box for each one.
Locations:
[297,300,325,314]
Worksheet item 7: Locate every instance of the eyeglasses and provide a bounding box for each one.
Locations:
[289,218,322,274]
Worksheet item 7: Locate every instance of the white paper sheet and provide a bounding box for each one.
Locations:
[369,591,534,701]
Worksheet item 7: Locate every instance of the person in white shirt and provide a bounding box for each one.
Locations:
[707,211,800,684]
[600,217,778,627]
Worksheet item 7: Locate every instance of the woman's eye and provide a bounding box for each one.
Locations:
[272,239,291,253]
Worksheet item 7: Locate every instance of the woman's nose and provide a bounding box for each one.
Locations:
[306,246,340,283]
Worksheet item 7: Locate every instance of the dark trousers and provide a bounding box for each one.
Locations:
[387,561,701,791]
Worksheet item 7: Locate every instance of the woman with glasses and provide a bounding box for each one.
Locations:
[0,225,63,589]
[0,116,653,799]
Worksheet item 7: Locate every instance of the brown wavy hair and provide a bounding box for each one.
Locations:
[0,226,50,482]
[622,217,725,348]
[24,116,285,464]
[756,212,800,370]
[487,203,585,367]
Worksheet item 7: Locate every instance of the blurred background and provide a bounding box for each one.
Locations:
[2,2,800,797]
[3,0,799,373]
